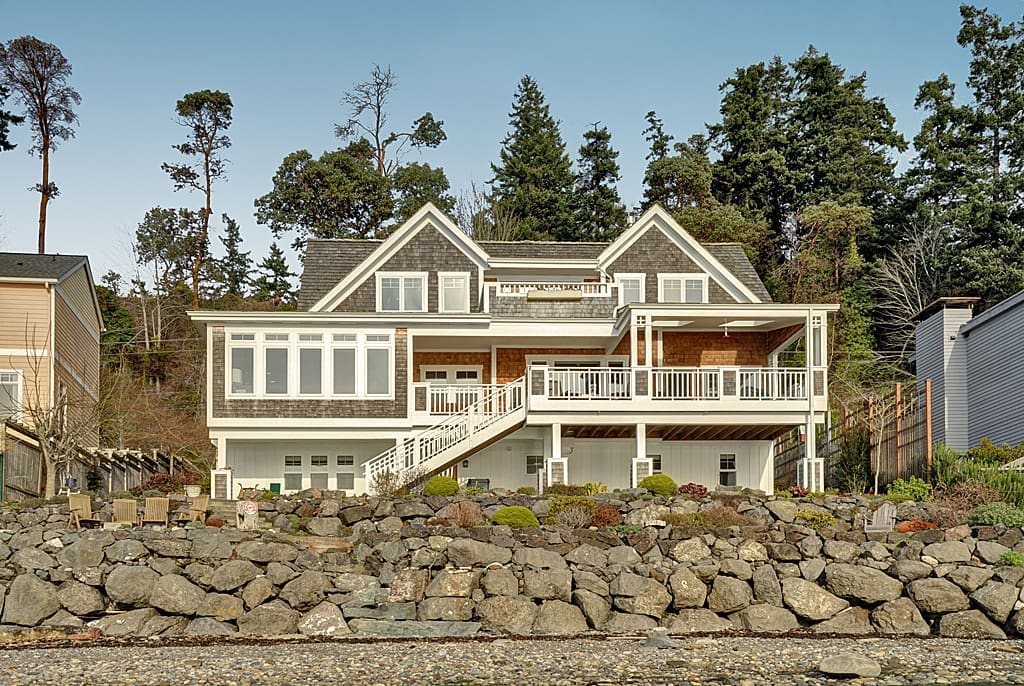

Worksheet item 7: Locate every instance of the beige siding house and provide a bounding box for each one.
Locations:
[0,253,102,445]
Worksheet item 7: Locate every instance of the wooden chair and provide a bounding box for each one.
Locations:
[67,493,103,530]
[865,501,897,533]
[112,499,138,528]
[140,497,169,527]
[177,495,208,528]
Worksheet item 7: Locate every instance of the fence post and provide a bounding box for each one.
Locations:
[867,398,875,482]
[925,379,933,481]
[894,383,902,479]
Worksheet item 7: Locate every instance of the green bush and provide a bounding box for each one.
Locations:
[999,551,1024,567]
[794,508,836,530]
[966,438,1024,467]
[546,496,596,528]
[930,443,962,489]
[638,474,678,497]
[516,486,537,496]
[422,475,459,497]
[544,484,587,496]
[968,502,1024,528]
[491,506,540,527]
[582,482,608,495]
[835,424,871,494]
[887,476,932,502]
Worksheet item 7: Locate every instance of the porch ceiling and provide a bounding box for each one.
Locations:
[564,424,792,442]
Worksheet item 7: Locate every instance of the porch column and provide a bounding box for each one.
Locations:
[546,423,568,487]
[635,423,647,459]
[644,323,652,367]
[550,423,562,461]
[216,437,227,469]
[629,321,638,367]
[800,415,823,492]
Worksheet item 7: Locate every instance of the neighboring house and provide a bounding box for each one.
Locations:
[190,204,837,497]
[0,252,102,445]
[914,292,1024,451]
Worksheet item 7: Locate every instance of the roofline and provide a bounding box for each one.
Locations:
[0,276,58,284]
[911,296,981,323]
[960,289,1024,336]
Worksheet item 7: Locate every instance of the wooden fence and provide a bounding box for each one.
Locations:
[775,381,933,493]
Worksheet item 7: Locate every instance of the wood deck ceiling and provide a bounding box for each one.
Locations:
[563,424,792,442]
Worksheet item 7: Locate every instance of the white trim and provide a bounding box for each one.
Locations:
[614,273,646,306]
[48,283,55,409]
[438,271,471,314]
[0,348,49,357]
[419,364,484,384]
[375,271,428,313]
[657,273,709,304]
[0,368,23,421]
[310,203,490,312]
[525,354,629,366]
[0,276,58,284]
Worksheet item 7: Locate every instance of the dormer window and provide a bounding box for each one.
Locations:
[439,272,470,313]
[614,274,645,305]
[658,274,708,304]
[377,273,426,312]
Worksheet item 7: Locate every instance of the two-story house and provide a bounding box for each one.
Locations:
[190,205,837,498]
[0,252,102,444]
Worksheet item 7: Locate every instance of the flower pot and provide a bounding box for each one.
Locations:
[185,485,202,498]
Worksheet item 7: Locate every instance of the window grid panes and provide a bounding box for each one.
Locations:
[379,274,425,312]
[441,275,468,312]
[0,371,20,418]
[526,455,545,475]
[621,278,642,305]
[337,456,354,466]
[719,454,737,487]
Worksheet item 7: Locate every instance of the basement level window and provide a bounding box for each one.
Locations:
[526,454,544,475]
[719,454,737,487]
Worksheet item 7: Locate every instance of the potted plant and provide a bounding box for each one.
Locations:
[184,484,202,498]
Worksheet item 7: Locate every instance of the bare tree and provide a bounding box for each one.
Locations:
[454,181,521,241]
[335,64,446,177]
[0,36,80,253]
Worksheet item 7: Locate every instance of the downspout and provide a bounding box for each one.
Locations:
[48,283,55,409]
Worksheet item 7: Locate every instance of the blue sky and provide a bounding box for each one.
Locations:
[0,1,1019,281]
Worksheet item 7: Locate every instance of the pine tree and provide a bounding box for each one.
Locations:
[215,214,252,297]
[252,242,295,304]
[490,75,574,240]
[571,125,627,242]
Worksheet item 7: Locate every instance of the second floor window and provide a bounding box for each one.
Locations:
[440,273,470,313]
[659,274,708,304]
[0,371,21,419]
[615,274,645,305]
[378,273,426,312]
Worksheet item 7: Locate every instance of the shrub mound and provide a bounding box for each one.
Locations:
[589,502,622,528]
[969,502,1024,527]
[546,496,596,528]
[491,506,540,527]
[422,475,459,497]
[639,474,677,497]
[677,482,708,499]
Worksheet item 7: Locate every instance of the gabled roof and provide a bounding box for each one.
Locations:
[478,241,607,260]
[298,239,381,310]
[704,243,772,303]
[0,253,88,281]
[598,205,763,303]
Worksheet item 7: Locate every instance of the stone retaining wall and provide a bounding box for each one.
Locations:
[1,492,1023,639]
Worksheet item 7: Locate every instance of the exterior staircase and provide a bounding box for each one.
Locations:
[363,376,526,492]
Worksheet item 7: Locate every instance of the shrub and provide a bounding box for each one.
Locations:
[930,443,962,489]
[589,503,622,528]
[130,472,193,496]
[677,482,708,499]
[999,551,1024,567]
[793,509,836,530]
[887,476,932,502]
[835,424,871,494]
[544,484,587,496]
[613,524,642,535]
[663,512,707,527]
[930,480,1002,528]
[491,506,540,527]
[369,469,402,497]
[787,486,810,498]
[582,482,608,495]
[638,474,678,497]
[547,496,596,528]
[664,507,749,528]
[967,438,1024,468]
[516,486,537,496]
[968,502,1024,528]
[422,475,459,497]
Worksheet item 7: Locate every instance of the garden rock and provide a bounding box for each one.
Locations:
[105,565,159,607]
[922,541,971,564]
[572,589,611,628]
[90,607,156,637]
[524,569,572,602]
[481,568,518,597]
[10,547,55,570]
[533,599,588,635]
[938,609,1007,638]
[57,580,105,616]
[242,576,275,609]
[730,604,799,632]
[514,547,566,569]
[970,581,1019,624]
[198,593,244,621]
[564,544,607,568]
[189,530,233,560]
[669,538,712,563]
[105,539,148,563]
[210,560,260,592]
[140,615,189,637]
[668,567,707,609]
[752,565,783,606]
[819,653,881,678]
[2,575,60,625]
[57,538,106,569]
[602,612,658,633]
[476,596,537,635]
[446,539,511,567]
[266,562,297,586]
[945,565,993,592]
[185,617,236,636]
[824,563,903,604]
[871,598,930,635]
[642,627,678,649]
[707,575,752,614]
[389,569,428,602]
[298,601,352,636]
[419,597,474,621]
[974,540,1009,565]
[426,569,478,598]
[665,608,734,633]
[907,578,970,614]
[149,574,206,616]
[782,576,848,621]
[766,499,798,523]
[305,517,342,537]
[280,570,328,611]
[238,600,300,635]
[811,607,874,634]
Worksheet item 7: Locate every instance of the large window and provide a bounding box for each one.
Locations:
[0,371,21,419]
[284,455,302,491]
[229,334,255,394]
[614,274,645,306]
[310,455,329,490]
[439,272,470,313]
[264,334,289,395]
[377,273,426,312]
[298,334,323,395]
[365,335,391,396]
[658,274,708,304]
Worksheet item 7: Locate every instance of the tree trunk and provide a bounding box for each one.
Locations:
[37,146,50,253]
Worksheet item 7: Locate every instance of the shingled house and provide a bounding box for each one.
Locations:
[190,204,837,497]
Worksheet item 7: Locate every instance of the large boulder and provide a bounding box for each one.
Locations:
[819,653,881,678]
[298,601,352,636]
[921,541,971,564]
[970,581,1019,624]
[140,615,189,637]
[730,604,799,632]
[938,610,1007,639]
[198,593,245,621]
[564,544,608,568]
[476,596,538,635]
[426,569,479,598]
[907,578,970,615]
[185,617,237,636]
[105,565,160,607]
[766,499,798,523]
[603,612,658,633]
[150,574,207,616]
[611,572,672,617]
[237,600,301,635]
[210,560,260,592]
[707,576,752,614]
[668,567,707,609]
[533,600,588,635]
[305,517,343,537]
[669,538,712,563]
[57,580,106,616]
[480,568,519,597]
[389,569,429,602]
[823,564,903,604]
[235,541,297,563]
[105,539,149,564]
[446,539,512,567]
[573,589,611,629]
[664,609,735,633]
[418,597,475,622]
[189,530,234,560]
[811,607,874,635]
[10,547,56,571]
[513,547,567,570]
[2,575,60,625]
[752,564,783,606]
[279,570,328,611]
[871,598,930,636]
[242,576,275,609]
[523,569,572,602]
[57,538,106,570]
[781,577,848,621]
[90,608,157,637]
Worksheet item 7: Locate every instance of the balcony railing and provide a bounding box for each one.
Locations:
[424,384,502,415]
[496,281,612,297]
[737,368,807,400]
[651,367,721,400]
[546,368,631,400]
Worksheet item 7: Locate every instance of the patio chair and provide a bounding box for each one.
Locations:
[140,497,170,527]
[112,498,138,528]
[864,501,897,533]
[67,493,103,530]
[180,494,209,524]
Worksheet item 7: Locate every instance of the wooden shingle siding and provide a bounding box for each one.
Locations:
[412,352,491,383]
[334,226,480,313]
[488,296,618,319]
[965,306,1024,447]
[495,347,608,384]
[661,332,767,367]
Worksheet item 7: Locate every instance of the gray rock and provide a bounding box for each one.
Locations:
[937,609,1006,638]
[348,619,479,637]
[603,612,658,633]
[198,593,244,621]
[523,569,572,602]
[945,565,993,592]
[57,580,105,616]
[389,569,429,602]
[393,501,434,519]
[209,559,260,592]
[668,567,707,609]
[10,547,56,570]
[426,569,479,598]
[573,589,611,629]
[42,610,84,629]
[446,539,512,567]
[265,561,298,586]
[476,595,538,635]
[279,570,328,611]
[1011,609,1024,636]
[737,540,768,562]
[234,541,297,563]
[105,539,148,563]
[819,653,881,678]
[752,565,783,606]
[607,545,643,566]
[90,608,156,637]
[481,568,519,596]
[730,604,799,632]
[799,558,826,582]
[513,547,566,569]
[642,627,679,649]
[707,575,752,614]
[564,544,608,568]
[824,563,903,604]
[418,597,475,621]
[237,600,301,635]
[305,516,343,537]
[573,570,609,597]
[184,617,237,636]
[871,598,931,636]
[767,542,802,561]
[782,576,849,621]
[624,504,669,527]
[150,574,206,616]
[823,539,860,563]
[892,560,932,582]
[969,581,1019,624]
[139,615,189,637]
[144,538,192,558]
[434,500,484,527]
[57,538,106,569]
[974,540,1010,565]
[532,599,588,635]
[105,565,160,607]
[922,541,971,564]
[242,576,275,609]
[189,530,234,560]
[811,607,874,635]
[719,558,753,581]
[298,601,352,636]
[669,538,712,563]
[2,575,60,625]
[664,608,734,633]
[907,578,970,614]
[766,499,798,523]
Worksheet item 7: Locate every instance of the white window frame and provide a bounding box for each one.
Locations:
[614,273,646,306]
[263,333,290,396]
[719,453,737,487]
[284,455,303,492]
[438,271,471,314]
[526,454,545,475]
[658,273,709,304]
[310,454,329,490]
[336,455,355,491]
[419,365,484,385]
[228,333,256,396]
[376,272,427,313]
[0,369,23,421]
[297,334,325,396]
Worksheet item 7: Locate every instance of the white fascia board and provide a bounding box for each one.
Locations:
[598,205,760,303]
[207,417,413,430]
[187,310,492,327]
[209,428,410,441]
[0,276,58,284]
[485,321,617,338]
[611,303,838,337]
[310,203,490,313]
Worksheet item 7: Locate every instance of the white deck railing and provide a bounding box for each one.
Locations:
[651,367,721,400]
[425,384,502,414]
[546,367,631,400]
[496,281,612,297]
[365,377,526,488]
[737,367,807,400]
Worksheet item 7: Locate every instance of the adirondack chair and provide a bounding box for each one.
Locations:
[140,497,169,527]
[67,493,103,529]
[112,499,138,528]
[864,501,897,532]
[178,494,209,524]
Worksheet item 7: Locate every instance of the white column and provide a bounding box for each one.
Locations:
[644,323,653,367]
[635,423,647,459]
[802,415,821,491]
[629,323,638,367]
[216,437,227,469]
[551,423,562,460]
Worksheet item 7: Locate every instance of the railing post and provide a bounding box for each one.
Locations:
[894,383,902,479]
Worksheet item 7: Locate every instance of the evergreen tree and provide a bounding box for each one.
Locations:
[572,125,627,241]
[215,214,252,297]
[391,162,455,225]
[0,82,24,152]
[642,134,714,211]
[252,242,296,304]
[642,111,673,162]
[490,75,574,240]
